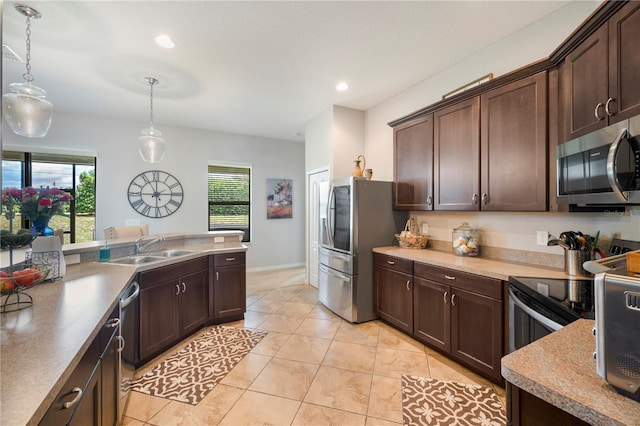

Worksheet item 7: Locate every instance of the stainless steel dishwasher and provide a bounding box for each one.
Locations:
[118,281,140,420]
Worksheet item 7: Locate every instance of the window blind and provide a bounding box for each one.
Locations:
[208,165,251,241]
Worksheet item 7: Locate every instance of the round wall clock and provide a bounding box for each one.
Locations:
[127,170,184,218]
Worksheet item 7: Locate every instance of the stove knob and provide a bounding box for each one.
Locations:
[593,351,597,360]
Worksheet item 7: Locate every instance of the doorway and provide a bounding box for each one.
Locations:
[306,168,329,288]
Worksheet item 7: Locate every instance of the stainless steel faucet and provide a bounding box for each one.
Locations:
[135,235,165,255]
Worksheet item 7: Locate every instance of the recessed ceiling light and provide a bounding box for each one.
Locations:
[336,82,349,91]
[155,35,176,49]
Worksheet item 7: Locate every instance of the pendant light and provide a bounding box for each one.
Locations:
[138,77,165,163]
[2,4,53,138]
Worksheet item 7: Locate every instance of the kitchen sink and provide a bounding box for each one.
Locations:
[110,255,165,265]
[146,249,195,257]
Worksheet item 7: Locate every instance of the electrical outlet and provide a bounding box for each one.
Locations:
[536,231,549,246]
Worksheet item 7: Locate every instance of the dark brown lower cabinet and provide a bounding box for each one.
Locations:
[507,382,590,426]
[139,257,209,363]
[40,306,120,426]
[373,253,414,334]
[375,255,505,384]
[211,252,246,323]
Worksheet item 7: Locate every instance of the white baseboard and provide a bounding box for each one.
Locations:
[247,262,305,273]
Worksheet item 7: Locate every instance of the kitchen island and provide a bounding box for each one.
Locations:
[0,232,246,426]
[502,319,640,425]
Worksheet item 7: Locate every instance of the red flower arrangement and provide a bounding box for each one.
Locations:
[2,186,73,222]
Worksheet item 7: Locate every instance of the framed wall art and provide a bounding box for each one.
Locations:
[266,178,292,219]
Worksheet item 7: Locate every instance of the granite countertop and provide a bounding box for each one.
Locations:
[501,319,640,425]
[0,232,246,426]
[373,246,571,281]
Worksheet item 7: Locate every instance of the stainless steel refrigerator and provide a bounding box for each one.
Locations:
[318,177,407,323]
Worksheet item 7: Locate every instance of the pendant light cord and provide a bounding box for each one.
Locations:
[149,79,155,127]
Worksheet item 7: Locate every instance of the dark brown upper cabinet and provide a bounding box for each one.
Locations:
[434,97,481,211]
[480,72,548,211]
[561,1,640,141]
[393,114,434,210]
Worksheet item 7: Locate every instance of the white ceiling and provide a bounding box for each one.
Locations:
[2,1,590,142]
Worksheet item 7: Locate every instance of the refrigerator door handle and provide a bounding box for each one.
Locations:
[327,183,335,246]
[319,263,350,282]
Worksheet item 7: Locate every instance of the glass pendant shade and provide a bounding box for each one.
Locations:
[2,81,53,138]
[138,126,166,163]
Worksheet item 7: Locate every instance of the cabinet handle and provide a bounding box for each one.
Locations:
[226,257,235,262]
[444,274,456,280]
[62,387,83,409]
[116,335,125,353]
[472,194,478,205]
[175,284,180,296]
[181,282,186,293]
[451,294,457,306]
[443,291,448,304]
[482,193,488,205]
[427,195,433,206]
[216,271,219,281]
[594,102,605,121]
[605,98,615,116]
[105,318,120,329]
[406,280,411,291]
[387,260,395,265]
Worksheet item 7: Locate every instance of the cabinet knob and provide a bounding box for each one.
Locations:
[116,335,125,353]
[175,284,180,296]
[444,274,456,280]
[216,271,219,281]
[62,387,83,409]
[406,280,411,291]
[605,98,615,117]
[482,193,488,205]
[472,194,478,205]
[387,260,395,265]
[594,102,605,121]
[181,282,186,293]
[226,257,236,262]
[443,291,448,304]
[427,195,433,206]
[451,293,457,306]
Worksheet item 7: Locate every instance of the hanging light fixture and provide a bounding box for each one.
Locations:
[2,4,53,138]
[138,77,165,163]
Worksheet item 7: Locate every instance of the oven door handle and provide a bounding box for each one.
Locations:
[606,128,630,203]
[508,288,563,332]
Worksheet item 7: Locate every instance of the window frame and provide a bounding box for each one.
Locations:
[207,163,252,242]
[1,151,96,243]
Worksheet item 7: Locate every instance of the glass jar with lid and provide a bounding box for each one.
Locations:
[452,222,479,256]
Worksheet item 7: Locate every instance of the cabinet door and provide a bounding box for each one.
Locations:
[561,25,609,140]
[69,367,101,426]
[413,277,450,353]
[374,265,413,333]
[450,287,503,382]
[434,97,480,210]
[101,319,119,426]
[393,114,434,210]
[608,1,640,123]
[214,265,246,321]
[480,72,547,211]
[139,281,180,360]
[179,269,209,335]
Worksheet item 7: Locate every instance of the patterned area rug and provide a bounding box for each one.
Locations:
[401,375,506,426]
[132,326,266,405]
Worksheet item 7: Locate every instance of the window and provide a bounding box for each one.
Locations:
[208,165,251,242]
[1,151,96,243]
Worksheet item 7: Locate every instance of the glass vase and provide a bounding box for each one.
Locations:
[30,216,54,237]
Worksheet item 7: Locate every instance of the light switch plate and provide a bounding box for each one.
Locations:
[125,218,141,226]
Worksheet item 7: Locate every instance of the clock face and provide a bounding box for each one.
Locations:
[128,170,184,218]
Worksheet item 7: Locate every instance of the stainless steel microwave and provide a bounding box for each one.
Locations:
[556,114,640,205]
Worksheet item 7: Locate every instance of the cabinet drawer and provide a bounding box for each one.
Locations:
[139,257,209,289]
[414,262,502,300]
[99,305,119,358]
[214,251,246,267]
[373,253,413,275]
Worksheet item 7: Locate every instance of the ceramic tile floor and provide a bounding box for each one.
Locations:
[123,275,505,425]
